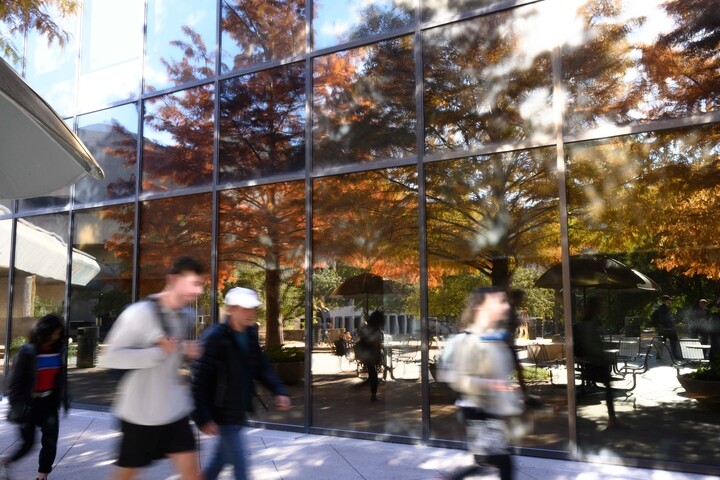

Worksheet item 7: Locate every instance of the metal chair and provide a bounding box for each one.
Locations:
[678,338,709,365]
[617,336,641,361]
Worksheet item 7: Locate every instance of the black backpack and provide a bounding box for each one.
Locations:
[110,297,171,379]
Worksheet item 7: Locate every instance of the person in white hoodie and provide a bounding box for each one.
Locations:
[99,256,205,480]
[438,286,524,480]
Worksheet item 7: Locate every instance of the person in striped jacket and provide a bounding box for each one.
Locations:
[2,313,69,480]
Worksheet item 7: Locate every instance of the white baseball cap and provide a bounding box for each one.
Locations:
[224,287,262,308]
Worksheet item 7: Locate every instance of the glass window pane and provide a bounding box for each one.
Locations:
[565,122,720,467]
[10,213,69,379]
[423,4,554,155]
[145,0,217,93]
[219,64,306,184]
[220,0,306,73]
[313,37,416,169]
[68,205,134,407]
[0,22,24,70]
[138,193,212,300]
[24,7,79,117]
[425,147,569,451]
[313,0,413,51]
[563,0,720,136]
[142,85,215,193]
[423,0,511,23]
[78,0,144,112]
[76,104,139,203]
[218,181,306,426]
[312,167,420,436]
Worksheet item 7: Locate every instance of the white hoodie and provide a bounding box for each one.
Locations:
[98,296,194,425]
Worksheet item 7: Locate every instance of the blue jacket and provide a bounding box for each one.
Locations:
[191,323,287,426]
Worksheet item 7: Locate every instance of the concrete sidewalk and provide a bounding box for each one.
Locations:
[0,403,713,480]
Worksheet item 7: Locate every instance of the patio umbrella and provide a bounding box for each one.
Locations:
[331,272,401,318]
[534,254,660,292]
[534,254,660,332]
[0,57,104,199]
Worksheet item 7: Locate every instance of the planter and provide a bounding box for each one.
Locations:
[678,373,720,408]
[270,361,305,386]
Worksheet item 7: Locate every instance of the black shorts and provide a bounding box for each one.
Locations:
[117,416,196,468]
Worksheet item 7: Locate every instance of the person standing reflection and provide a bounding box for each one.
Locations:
[573,297,624,430]
[356,310,385,402]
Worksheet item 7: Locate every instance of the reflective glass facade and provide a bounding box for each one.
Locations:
[2,0,719,474]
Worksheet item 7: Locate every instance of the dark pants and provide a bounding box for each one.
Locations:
[8,395,60,475]
[368,361,379,399]
[447,408,513,480]
[659,328,681,360]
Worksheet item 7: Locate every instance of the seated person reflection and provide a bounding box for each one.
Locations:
[573,297,625,429]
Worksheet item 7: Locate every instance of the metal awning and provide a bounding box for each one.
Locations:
[0,57,103,199]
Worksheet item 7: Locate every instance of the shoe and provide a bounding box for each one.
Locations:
[0,463,10,480]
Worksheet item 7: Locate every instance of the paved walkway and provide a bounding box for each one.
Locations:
[0,402,714,480]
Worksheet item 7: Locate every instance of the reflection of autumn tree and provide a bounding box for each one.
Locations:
[313,35,416,165]
[564,0,719,133]
[426,148,559,287]
[219,63,305,181]
[567,124,720,279]
[102,17,306,345]
[98,194,212,298]
[220,0,306,71]
[641,0,720,118]
[562,0,643,132]
[1,0,79,62]
[565,0,720,280]
[142,84,215,191]
[218,183,306,346]
[147,25,216,92]
[313,168,419,282]
[138,194,213,296]
[424,5,553,151]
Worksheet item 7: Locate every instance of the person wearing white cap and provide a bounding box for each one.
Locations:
[192,287,291,480]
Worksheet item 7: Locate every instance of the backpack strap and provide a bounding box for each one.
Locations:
[146,296,171,337]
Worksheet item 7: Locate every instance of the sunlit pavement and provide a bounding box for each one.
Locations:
[0,401,714,480]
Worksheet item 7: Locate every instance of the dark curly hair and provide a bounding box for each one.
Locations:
[29,313,65,348]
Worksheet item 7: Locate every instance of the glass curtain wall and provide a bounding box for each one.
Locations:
[1,0,719,472]
[217,182,307,426]
[312,168,420,436]
[8,213,70,393]
[69,206,134,406]
[561,0,720,466]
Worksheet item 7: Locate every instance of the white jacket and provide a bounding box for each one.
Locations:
[438,332,523,417]
[98,297,194,425]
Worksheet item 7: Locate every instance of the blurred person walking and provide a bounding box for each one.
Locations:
[1,314,69,480]
[438,287,524,480]
[99,256,205,480]
[192,287,291,480]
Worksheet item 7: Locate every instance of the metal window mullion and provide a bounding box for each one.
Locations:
[304,0,315,434]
